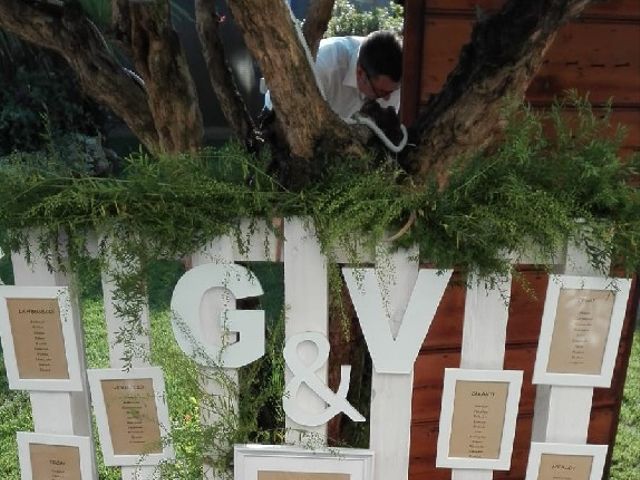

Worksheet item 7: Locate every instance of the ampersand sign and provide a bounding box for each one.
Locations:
[283,331,365,427]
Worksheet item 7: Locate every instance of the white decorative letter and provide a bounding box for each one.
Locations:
[170,263,264,368]
[343,268,452,374]
[283,332,365,427]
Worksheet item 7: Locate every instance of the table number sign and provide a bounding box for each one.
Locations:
[525,443,607,480]
[533,275,632,387]
[258,474,349,480]
[0,286,83,391]
[437,368,523,470]
[547,289,614,375]
[234,445,374,480]
[101,377,163,456]
[448,380,510,460]
[87,367,174,466]
[17,432,95,480]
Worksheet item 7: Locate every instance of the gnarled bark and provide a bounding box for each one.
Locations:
[0,0,159,152]
[226,0,346,160]
[303,0,335,59]
[111,0,132,57]
[195,0,260,151]
[129,2,203,153]
[406,0,593,189]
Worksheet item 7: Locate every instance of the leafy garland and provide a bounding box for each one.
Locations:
[1,95,637,277]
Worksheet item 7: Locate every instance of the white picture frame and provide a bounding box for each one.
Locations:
[17,432,95,480]
[0,286,84,391]
[87,367,174,466]
[533,275,632,387]
[234,444,374,480]
[525,442,608,480]
[436,368,523,470]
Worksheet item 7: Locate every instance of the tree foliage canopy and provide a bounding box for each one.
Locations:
[0,0,595,189]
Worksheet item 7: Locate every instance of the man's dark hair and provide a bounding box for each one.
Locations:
[358,31,403,82]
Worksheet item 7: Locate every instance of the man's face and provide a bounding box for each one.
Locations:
[356,65,400,101]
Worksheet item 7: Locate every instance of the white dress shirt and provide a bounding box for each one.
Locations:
[265,36,401,120]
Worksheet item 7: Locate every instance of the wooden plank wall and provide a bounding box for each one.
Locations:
[401,0,640,155]
[402,2,640,478]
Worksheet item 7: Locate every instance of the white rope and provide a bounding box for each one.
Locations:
[345,113,408,153]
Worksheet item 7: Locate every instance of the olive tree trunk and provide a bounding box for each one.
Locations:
[405,0,593,189]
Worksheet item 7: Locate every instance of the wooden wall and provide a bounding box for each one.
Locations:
[402,1,640,478]
[401,0,640,155]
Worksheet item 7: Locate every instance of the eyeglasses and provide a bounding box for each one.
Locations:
[364,68,397,100]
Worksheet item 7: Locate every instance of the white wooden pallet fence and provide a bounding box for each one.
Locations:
[10,232,98,479]
[452,272,512,480]
[189,219,278,480]
[100,239,156,480]
[531,242,610,446]
[0,221,632,480]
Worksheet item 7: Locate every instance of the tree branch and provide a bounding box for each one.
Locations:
[195,0,259,151]
[226,0,344,159]
[129,1,204,153]
[0,0,159,152]
[406,0,594,189]
[111,0,132,57]
[302,0,335,59]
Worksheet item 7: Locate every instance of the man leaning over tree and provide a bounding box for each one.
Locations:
[265,30,403,119]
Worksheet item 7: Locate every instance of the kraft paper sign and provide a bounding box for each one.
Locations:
[547,289,615,375]
[537,454,593,480]
[448,380,509,459]
[101,378,163,455]
[6,298,70,380]
[258,473,350,480]
[29,443,81,480]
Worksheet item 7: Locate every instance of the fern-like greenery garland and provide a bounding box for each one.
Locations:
[1,96,636,278]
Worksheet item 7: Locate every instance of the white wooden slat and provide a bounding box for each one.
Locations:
[100,244,155,480]
[369,245,418,480]
[283,218,329,444]
[231,218,280,262]
[101,269,151,369]
[10,233,97,479]
[452,272,512,480]
[191,220,279,264]
[191,241,238,480]
[531,240,606,444]
[503,247,566,268]
[460,276,511,370]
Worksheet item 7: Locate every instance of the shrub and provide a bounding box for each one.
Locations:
[326,0,404,37]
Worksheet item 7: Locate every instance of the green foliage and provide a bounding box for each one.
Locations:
[326,0,404,37]
[0,359,32,480]
[77,0,112,27]
[0,30,104,156]
[0,96,637,279]
[610,331,640,480]
[403,95,640,277]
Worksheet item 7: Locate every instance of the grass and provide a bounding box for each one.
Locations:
[610,330,640,480]
[0,254,638,478]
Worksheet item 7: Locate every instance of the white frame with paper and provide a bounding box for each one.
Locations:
[533,275,632,387]
[87,367,174,466]
[234,444,374,480]
[17,432,95,480]
[525,442,607,480]
[436,368,523,470]
[0,286,83,391]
